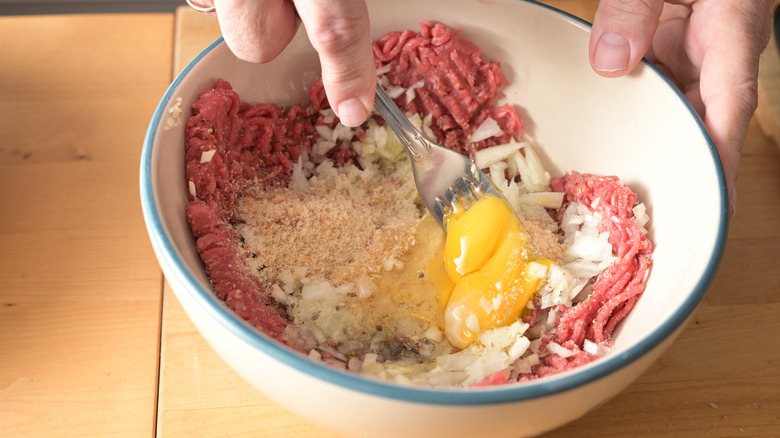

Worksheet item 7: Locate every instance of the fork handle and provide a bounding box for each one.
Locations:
[373,83,432,161]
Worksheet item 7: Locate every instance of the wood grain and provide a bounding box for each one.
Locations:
[0,13,173,438]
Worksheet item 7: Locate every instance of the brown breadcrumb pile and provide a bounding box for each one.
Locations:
[235,163,422,286]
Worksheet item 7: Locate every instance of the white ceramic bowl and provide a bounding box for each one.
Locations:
[140,0,728,436]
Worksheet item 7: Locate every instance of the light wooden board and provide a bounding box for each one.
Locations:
[0,13,174,438]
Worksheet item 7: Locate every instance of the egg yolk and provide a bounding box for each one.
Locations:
[431,194,553,349]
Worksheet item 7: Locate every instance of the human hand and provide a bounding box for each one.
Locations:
[589,0,773,215]
[210,0,376,127]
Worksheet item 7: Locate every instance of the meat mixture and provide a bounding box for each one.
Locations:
[183,21,653,387]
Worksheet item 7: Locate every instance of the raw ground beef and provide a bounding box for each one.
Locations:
[521,173,653,379]
[310,21,524,156]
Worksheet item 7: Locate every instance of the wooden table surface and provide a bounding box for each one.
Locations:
[1,2,778,437]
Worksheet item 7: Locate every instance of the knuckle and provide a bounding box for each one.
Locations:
[308,18,365,55]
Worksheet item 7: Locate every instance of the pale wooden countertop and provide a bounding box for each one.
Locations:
[1,2,779,437]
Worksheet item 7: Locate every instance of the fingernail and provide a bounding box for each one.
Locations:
[337,98,369,127]
[593,32,630,72]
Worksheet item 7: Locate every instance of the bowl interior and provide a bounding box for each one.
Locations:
[143,0,726,400]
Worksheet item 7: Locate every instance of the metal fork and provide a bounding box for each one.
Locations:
[373,83,506,229]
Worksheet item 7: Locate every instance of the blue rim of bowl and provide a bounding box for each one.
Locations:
[140,0,728,406]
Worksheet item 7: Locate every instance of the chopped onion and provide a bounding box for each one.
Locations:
[308,349,322,361]
[320,108,336,124]
[526,261,550,279]
[473,140,525,169]
[633,202,650,230]
[376,63,392,76]
[425,326,443,343]
[405,80,425,104]
[465,351,509,385]
[564,231,614,263]
[547,341,576,358]
[488,161,508,189]
[353,276,377,299]
[386,85,405,99]
[507,336,531,361]
[300,280,337,301]
[347,357,362,372]
[518,191,565,209]
[199,149,216,163]
[469,117,504,143]
[289,156,308,193]
[270,283,295,306]
[315,124,333,141]
[465,314,480,333]
[583,339,613,357]
[512,144,550,193]
[164,96,183,131]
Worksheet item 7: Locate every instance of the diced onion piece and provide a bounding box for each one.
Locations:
[473,140,525,169]
[469,117,504,144]
[289,156,308,192]
[547,341,576,358]
[164,96,183,131]
[386,85,405,99]
[518,192,565,209]
[464,351,509,385]
[188,180,196,197]
[332,123,354,141]
[315,124,333,141]
[507,336,531,362]
[409,79,425,90]
[376,63,392,76]
[421,113,436,139]
[270,283,295,306]
[376,126,405,162]
[320,108,336,124]
[300,280,337,301]
[512,143,550,193]
[405,80,424,104]
[523,144,550,186]
[347,357,362,371]
[312,139,336,157]
[564,231,613,262]
[200,149,217,164]
[583,339,598,355]
[334,283,354,295]
[488,161,508,189]
[362,352,378,367]
[633,202,650,230]
[583,339,613,357]
[424,326,443,343]
[526,261,550,279]
[465,314,480,333]
[353,276,377,299]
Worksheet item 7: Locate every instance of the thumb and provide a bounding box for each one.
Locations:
[294,0,376,127]
[589,0,665,77]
